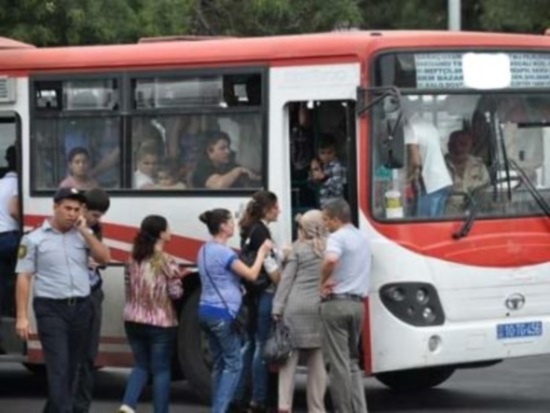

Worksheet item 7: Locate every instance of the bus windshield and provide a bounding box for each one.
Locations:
[371,51,550,221]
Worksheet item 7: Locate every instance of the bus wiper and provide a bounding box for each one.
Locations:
[509,160,550,218]
[452,190,478,240]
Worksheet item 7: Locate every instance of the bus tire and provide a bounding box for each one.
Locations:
[177,288,211,404]
[375,366,455,392]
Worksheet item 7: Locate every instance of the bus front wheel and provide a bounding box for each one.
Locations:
[375,366,456,392]
[177,288,211,403]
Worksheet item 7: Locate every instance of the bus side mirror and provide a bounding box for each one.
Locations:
[381,109,405,169]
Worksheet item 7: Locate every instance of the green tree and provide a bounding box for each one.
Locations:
[188,0,363,36]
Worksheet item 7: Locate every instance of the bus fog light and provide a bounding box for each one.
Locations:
[416,288,429,304]
[422,307,436,323]
[428,335,442,352]
[387,286,405,302]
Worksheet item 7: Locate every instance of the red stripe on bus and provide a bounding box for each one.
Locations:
[25,214,203,262]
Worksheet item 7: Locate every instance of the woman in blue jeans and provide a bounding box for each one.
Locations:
[119,215,189,413]
[234,191,282,412]
[197,208,272,413]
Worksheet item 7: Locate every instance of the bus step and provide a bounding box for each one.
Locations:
[0,354,26,363]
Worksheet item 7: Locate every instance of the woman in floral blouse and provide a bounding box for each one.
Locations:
[119,215,189,413]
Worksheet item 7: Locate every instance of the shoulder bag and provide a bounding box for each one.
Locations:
[202,247,248,334]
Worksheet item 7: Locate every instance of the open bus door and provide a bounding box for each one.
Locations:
[287,99,357,232]
[0,112,24,360]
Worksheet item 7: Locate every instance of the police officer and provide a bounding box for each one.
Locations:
[15,187,110,413]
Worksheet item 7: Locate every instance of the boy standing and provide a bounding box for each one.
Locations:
[73,188,111,413]
[309,135,346,208]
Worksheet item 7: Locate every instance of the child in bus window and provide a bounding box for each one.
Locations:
[309,135,346,208]
[133,141,159,190]
[155,161,187,190]
[59,147,98,190]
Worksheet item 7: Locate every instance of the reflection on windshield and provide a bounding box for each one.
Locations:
[372,93,550,221]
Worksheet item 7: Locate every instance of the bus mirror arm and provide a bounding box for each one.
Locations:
[356,86,402,117]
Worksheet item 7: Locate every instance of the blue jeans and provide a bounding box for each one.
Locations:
[417,186,450,217]
[122,322,176,413]
[200,316,243,413]
[236,291,274,406]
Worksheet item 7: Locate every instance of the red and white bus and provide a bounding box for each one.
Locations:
[0,30,550,401]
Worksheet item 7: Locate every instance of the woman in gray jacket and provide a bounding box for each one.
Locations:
[272,210,328,413]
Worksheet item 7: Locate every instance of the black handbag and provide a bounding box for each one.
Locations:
[263,321,293,365]
[240,224,271,294]
[202,247,248,334]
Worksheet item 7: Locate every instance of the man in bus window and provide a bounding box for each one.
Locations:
[404,113,452,217]
[73,188,111,413]
[14,187,110,413]
[0,146,19,352]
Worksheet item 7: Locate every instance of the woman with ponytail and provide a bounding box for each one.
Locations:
[197,208,272,413]
[233,190,282,413]
[119,215,189,413]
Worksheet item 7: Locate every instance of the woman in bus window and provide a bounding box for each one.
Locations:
[233,190,282,413]
[59,146,98,190]
[197,208,272,413]
[118,215,189,413]
[192,130,260,189]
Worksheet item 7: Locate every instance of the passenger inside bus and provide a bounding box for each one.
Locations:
[58,147,99,190]
[133,140,159,189]
[155,161,187,190]
[191,130,261,189]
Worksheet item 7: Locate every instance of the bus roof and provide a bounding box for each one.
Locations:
[0,30,549,73]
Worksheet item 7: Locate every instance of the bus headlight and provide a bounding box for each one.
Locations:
[380,282,445,326]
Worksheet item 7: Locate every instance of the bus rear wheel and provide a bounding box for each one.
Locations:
[375,366,456,392]
[177,288,211,403]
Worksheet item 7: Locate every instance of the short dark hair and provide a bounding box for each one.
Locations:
[5,145,16,171]
[67,147,90,163]
[84,188,110,213]
[318,134,336,151]
[323,198,351,223]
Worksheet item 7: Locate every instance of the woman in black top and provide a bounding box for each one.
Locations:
[192,131,260,189]
[231,190,281,413]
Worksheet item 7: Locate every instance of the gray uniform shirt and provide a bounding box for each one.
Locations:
[16,220,91,299]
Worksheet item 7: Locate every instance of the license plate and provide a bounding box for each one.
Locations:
[497,321,543,339]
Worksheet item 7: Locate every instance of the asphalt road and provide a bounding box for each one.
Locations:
[1,355,550,412]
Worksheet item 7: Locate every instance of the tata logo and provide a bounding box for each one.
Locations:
[505,293,526,311]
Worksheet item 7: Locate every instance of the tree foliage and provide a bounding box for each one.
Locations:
[0,0,549,47]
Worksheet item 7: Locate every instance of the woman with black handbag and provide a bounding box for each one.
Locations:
[197,209,272,413]
[233,191,282,413]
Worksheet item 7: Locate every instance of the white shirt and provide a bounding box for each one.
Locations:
[325,224,371,297]
[0,171,18,233]
[133,170,154,189]
[405,116,452,194]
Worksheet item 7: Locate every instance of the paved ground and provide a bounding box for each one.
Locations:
[1,355,550,412]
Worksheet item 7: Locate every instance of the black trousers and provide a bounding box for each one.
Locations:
[0,231,20,319]
[73,287,104,413]
[34,296,92,413]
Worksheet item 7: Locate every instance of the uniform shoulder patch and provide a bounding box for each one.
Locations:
[18,244,27,259]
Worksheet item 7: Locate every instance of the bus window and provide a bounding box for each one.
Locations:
[130,72,265,191]
[31,79,121,191]
[130,113,264,190]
